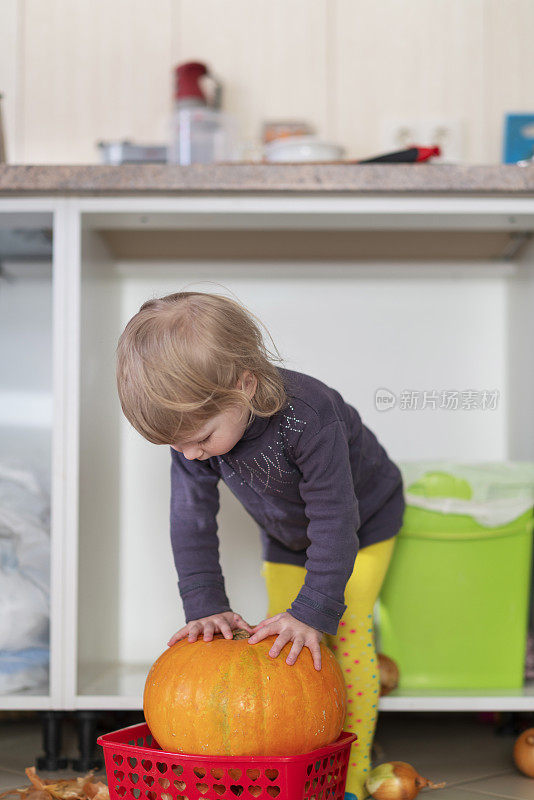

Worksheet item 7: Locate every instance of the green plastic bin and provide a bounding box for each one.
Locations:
[378,463,534,690]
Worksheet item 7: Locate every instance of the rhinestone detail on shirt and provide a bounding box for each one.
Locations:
[221,403,306,493]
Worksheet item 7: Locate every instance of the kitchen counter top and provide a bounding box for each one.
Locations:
[1,163,534,196]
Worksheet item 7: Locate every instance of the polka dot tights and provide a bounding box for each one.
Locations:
[261,536,397,800]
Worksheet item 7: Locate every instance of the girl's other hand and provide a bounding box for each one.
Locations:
[167,611,254,647]
[248,612,323,670]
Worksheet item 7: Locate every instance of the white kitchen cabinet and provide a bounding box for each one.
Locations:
[1,193,534,713]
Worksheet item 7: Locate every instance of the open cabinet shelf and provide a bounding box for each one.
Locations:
[0,209,55,709]
[1,193,534,713]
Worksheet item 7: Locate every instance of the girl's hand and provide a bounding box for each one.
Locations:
[167,611,254,647]
[248,612,323,671]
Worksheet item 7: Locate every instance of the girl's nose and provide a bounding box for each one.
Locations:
[183,446,203,460]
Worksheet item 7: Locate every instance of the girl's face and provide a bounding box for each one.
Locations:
[170,371,257,461]
[171,404,251,461]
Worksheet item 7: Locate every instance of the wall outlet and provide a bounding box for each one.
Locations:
[380,117,464,163]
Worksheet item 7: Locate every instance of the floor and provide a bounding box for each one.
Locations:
[0,711,533,799]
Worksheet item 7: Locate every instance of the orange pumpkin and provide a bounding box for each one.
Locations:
[143,630,347,756]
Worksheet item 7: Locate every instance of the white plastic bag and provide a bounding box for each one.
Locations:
[400,461,534,527]
[0,463,50,652]
[0,647,49,694]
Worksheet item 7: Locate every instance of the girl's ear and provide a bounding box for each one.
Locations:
[239,370,257,398]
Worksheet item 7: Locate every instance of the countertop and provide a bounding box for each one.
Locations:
[1,163,534,196]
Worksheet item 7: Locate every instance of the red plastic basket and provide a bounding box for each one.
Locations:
[98,722,357,800]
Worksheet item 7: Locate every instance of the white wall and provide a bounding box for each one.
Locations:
[1,0,534,164]
[0,253,509,665]
[117,265,508,663]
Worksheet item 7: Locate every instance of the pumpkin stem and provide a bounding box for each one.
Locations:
[232,629,251,640]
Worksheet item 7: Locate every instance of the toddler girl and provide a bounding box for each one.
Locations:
[116,291,405,800]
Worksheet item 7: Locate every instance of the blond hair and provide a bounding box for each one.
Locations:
[116,291,287,444]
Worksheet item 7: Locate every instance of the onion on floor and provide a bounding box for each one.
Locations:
[365,761,446,800]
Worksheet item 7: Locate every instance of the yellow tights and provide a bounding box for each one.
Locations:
[261,536,396,800]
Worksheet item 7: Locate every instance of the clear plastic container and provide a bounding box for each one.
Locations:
[168,63,238,165]
[168,102,237,165]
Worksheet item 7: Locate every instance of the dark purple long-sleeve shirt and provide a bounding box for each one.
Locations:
[170,368,404,635]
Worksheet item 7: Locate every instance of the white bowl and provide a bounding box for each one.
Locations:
[264,136,345,163]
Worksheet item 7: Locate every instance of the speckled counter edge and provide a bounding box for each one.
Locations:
[1,163,534,195]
